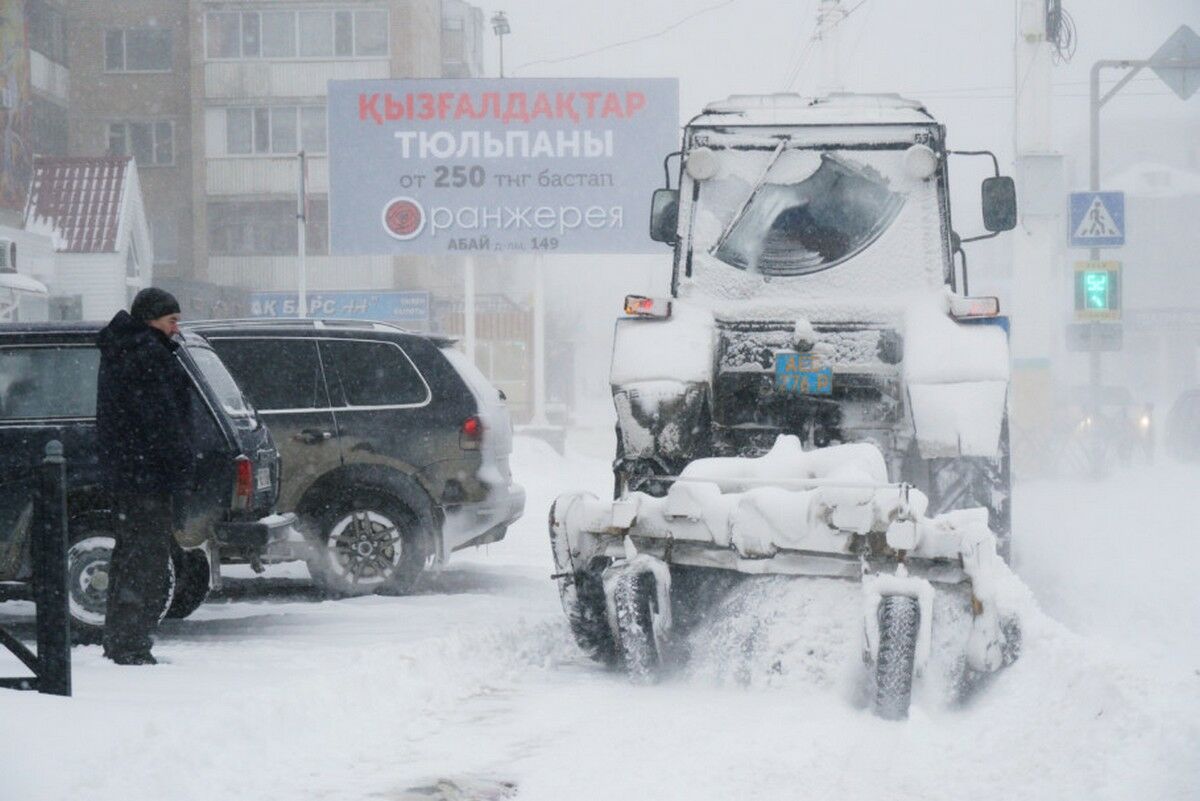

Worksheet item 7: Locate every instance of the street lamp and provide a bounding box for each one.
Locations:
[490,11,510,78]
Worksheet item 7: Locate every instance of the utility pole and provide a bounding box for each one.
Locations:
[815,0,846,94]
[296,150,308,318]
[1010,0,1064,469]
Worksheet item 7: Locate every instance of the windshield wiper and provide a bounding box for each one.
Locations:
[710,140,788,257]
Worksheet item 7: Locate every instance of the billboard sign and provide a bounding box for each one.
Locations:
[250,290,430,323]
[328,78,679,256]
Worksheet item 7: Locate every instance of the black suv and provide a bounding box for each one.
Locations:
[184,319,525,596]
[0,323,292,638]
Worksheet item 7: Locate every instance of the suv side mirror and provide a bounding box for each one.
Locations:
[649,189,679,245]
[981,176,1017,232]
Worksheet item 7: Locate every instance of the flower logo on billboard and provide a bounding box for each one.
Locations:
[381,196,425,240]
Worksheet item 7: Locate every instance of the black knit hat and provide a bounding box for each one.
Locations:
[130,287,181,322]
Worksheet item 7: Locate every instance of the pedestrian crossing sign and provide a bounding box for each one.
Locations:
[1069,191,1125,248]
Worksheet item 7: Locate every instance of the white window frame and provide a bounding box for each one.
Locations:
[104,27,173,73]
[222,106,327,157]
[108,120,175,167]
[204,8,390,62]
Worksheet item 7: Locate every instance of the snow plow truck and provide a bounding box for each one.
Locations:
[549,93,1024,718]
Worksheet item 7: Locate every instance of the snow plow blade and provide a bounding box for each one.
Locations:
[549,436,1021,717]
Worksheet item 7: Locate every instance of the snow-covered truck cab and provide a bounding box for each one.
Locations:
[614,93,1017,554]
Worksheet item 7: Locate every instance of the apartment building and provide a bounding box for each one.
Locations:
[66,0,192,284]
[192,0,442,298]
[439,0,482,79]
[1,0,70,225]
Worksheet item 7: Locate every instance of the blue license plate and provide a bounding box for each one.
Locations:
[775,352,832,395]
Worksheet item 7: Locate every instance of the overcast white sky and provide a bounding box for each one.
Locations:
[486,0,1197,170]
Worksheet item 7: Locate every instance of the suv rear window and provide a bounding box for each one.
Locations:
[320,339,429,407]
[0,346,99,420]
[189,346,253,418]
[208,338,328,411]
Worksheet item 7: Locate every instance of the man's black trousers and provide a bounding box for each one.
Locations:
[102,494,174,659]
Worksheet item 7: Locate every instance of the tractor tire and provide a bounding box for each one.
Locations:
[612,569,663,682]
[164,545,210,620]
[561,565,618,667]
[873,595,921,720]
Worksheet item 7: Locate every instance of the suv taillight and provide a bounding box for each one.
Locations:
[233,455,253,510]
[460,415,483,450]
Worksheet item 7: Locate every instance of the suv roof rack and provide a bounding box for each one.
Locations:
[183,317,460,347]
[186,317,409,332]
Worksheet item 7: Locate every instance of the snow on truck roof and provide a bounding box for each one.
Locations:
[691,92,936,127]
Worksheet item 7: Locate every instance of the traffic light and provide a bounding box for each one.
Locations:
[1073,261,1121,320]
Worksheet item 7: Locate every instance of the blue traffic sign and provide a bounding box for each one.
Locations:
[1069,191,1125,248]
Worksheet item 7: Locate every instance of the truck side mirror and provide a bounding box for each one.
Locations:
[981,176,1017,232]
[649,189,679,245]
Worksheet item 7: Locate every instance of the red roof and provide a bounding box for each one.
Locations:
[24,157,131,253]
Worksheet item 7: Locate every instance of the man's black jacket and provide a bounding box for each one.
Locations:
[96,311,195,494]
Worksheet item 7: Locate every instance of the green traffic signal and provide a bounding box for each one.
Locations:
[1084,271,1110,309]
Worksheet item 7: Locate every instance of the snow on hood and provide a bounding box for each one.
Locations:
[903,291,1009,384]
[904,291,1009,458]
[610,302,715,386]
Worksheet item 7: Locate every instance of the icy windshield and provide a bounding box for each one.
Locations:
[701,149,906,277]
[188,346,254,419]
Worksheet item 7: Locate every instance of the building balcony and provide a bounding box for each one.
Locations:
[204,59,389,100]
[206,156,328,195]
[207,254,394,291]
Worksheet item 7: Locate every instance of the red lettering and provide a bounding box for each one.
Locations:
[625,91,646,117]
[530,92,553,120]
[359,93,382,124]
[454,94,476,119]
[601,92,625,118]
[581,91,601,118]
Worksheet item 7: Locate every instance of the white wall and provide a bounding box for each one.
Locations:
[53,253,127,322]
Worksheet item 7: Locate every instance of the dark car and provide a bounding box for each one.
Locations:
[0,322,293,638]
[184,318,525,596]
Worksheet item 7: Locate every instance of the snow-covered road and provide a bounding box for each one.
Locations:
[2,434,1198,801]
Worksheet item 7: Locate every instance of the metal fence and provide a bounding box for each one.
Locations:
[0,440,72,696]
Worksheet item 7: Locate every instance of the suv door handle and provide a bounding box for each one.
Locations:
[295,429,333,444]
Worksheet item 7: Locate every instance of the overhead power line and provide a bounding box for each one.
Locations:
[783,0,872,90]
[514,1,737,73]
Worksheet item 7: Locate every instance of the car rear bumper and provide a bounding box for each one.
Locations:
[442,482,526,554]
[215,512,298,550]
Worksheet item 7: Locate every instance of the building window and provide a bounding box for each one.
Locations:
[108,121,174,166]
[150,216,179,265]
[31,97,68,156]
[28,0,69,67]
[205,9,388,60]
[208,199,328,257]
[224,106,326,155]
[105,28,173,72]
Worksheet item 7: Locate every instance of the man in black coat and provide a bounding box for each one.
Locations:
[96,288,195,665]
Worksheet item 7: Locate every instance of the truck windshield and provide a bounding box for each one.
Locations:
[705,151,905,277]
[188,346,254,419]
